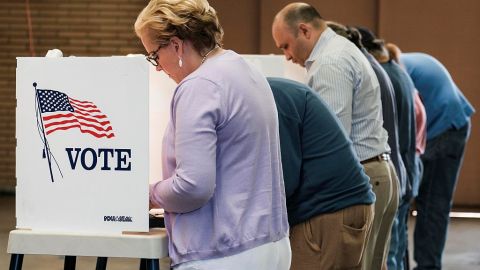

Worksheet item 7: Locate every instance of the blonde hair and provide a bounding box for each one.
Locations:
[134,0,223,54]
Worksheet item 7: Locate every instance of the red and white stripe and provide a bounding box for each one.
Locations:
[42,97,115,139]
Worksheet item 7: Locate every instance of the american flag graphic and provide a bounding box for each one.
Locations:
[37,89,115,139]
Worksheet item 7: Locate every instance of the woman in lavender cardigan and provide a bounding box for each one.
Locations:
[134,0,291,269]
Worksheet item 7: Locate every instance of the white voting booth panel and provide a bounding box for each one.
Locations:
[16,56,174,234]
[15,54,302,235]
[242,54,307,83]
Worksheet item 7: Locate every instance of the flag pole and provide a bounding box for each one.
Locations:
[34,82,54,182]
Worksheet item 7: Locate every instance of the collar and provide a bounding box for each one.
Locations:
[305,27,336,71]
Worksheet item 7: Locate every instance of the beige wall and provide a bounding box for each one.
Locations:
[1,0,478,208]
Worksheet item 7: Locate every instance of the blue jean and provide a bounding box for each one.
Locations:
[387,197,410,270]
[413,121,471,270]
[388,154,424,270]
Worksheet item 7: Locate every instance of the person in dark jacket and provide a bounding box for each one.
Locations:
[357,27,418,270]
[267,77,375,270]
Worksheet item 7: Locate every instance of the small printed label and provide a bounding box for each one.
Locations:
[103,215,133,222]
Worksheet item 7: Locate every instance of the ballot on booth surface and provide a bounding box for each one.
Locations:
[15,56,174,234]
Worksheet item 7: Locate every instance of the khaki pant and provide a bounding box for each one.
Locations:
[290,204,374,270]
[363,160,399,270]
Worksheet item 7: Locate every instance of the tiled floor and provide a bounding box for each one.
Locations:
[1,194,480,269]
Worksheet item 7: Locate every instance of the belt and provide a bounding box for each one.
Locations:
[361,153,390,165]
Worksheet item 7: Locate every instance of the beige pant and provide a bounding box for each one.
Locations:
[362,160,399,270]
[289,204,374,270]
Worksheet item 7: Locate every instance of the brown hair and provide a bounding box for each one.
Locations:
[326,21,363,49]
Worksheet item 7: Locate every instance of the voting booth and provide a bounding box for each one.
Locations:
[242,54,307,83]
[15,54,305,235]
[16,56,176,234]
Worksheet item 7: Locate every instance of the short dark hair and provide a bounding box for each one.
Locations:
[356,26,385,53]
[283,4,322,34]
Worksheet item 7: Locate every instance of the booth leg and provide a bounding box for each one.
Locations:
[147,259,159,270]
[96,257,108,270]
[64,256,76,270]
[9,254,24,270]
[139,258,147,270]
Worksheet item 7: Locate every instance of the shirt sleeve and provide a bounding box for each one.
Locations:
[308,62,354,135]
[150,78,222,213]
[413,90,427,155]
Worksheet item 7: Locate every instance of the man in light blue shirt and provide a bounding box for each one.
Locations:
[272,3,398,270]
[400,52,474,270]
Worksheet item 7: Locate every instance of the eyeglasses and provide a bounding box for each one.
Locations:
[146,45,164,67]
